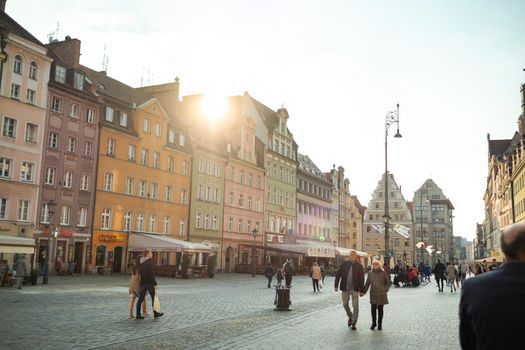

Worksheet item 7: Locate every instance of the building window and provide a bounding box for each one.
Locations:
[67,137,77,153]
[179,134,185,146]
[69,103,80,118]
[137,213,144,231]
[29,62,38,80]
[256,176,262,188]
[256,198,261,212]
[17,200,29,221]
[204,213,210,229]
[123,211,132,231]
[26,89,36,105]
[86,109,95,124]
[196,212,202,228]
[151,183,158,199]
[163,216,171,234]
[153,152,160,168]
[215,162,220,177]
[55,65,66,83]
[2,117,17,138]
[207,162,213,175]
[167,156,173,172]
[13,55,23,74]
[139,180,147,197]
[119,112,127,127]
[25,123,38,143]
[124,177,134,195]
[45,167,56,185]
[229,192,234,206]
[212,214,218,230]
[48,132,59,149]
[238,194,244,207]
[214,188,220,203]
[177,218,185,235]
[165,186,172,201]
[199,159,205,173]
[74,72,84,90]
[83,141,93,157]
[141,149,148,165]
[0,199,8,219]
[106,139,115,156]
[20,162,34,182]
[197,184,204,200]
[155,123,161,137]
[238,219,243,233]
[78,207,88,227]
[182,161,188,176]
[228,217,233,231]
[180,189,187,204]
[105,107,114,122]
[63,171,74,188]
[104,172,113,191]
[143,119,150,133]
[168,130,175,143]
[80,174,89,191]
[149,215,157,232]
[101,208,111,229]
[52,96,62,112]
[40,202,49,223]
[240,169,244,184]
[128,144,136,162]
[60,205,71,225]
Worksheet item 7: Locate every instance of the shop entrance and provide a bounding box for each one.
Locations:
[225,247,234,272]
[74,242,84,273]
[113,246,123,273]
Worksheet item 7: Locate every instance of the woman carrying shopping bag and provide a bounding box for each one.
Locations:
[128,259,149,319]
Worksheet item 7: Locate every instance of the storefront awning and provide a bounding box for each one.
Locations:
[267,243,336,258]
[0,234,35,254]
[335,247,368,257]
[128,233,215,253]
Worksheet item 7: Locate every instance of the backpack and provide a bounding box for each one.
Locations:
[284,262,294,275]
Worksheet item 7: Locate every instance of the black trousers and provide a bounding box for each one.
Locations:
[371,304,384,325]
[136,284,155,315]
[285,275,292,288]
[267,276,273,287]
[436,275,444,290]
[312,279,319,292]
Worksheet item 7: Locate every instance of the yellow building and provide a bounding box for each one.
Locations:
[349,196,364,251]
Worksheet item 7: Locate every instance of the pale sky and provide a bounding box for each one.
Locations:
[7,0,525,240]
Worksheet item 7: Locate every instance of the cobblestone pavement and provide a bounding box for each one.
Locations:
[0,273,461,349]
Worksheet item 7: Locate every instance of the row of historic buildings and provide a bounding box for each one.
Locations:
[480,83,525,260]
[0,8,456,274]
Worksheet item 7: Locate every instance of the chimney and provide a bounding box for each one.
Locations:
[47,37,81,69]
[0,0,6,12]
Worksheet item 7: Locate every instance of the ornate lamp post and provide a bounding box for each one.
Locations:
[418,185,429,263]
[252,227,258,277]
[42,199,56,284]
[383,104,402,268]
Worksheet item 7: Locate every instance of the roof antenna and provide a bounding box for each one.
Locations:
[102,44,109,72]
[47,20,60,43]
[140,66,145,87]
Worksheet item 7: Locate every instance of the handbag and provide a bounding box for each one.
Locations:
[319,280,324,288]
[153,292,161,313]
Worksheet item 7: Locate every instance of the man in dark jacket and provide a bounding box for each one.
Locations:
[334,250,365,330]
[433,259,446,292]
[136,249,163,319]
[460,224,525,349]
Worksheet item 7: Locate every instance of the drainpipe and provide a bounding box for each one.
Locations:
[0,27,9,94]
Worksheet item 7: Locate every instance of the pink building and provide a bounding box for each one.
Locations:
[0,9,52,264]
[34,38,101,274]
[221,98,265,272]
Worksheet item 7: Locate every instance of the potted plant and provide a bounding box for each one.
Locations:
[207,255,216,278]
[30,268,39,285]
[181,254,190,279]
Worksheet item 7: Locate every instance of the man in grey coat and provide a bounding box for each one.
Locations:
[334,251,365,330]
[15,255,28,289]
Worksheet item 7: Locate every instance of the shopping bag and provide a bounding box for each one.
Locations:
[319,280,324,289]
[153,292,161,313]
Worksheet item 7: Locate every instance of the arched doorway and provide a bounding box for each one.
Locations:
[225,247,234,272]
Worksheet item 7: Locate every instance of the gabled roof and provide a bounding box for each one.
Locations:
[298,153,326,180]
[0,11,44,47]
[250,96,277,129]
[489,139,512,157]
[351,195,366,215]
[406,201,414,212]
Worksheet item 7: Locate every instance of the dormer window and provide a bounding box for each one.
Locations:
[168,130,175,143]
[105,107,114,122]
[74,72,84,90]
[119,112,128,127]
[55,65,66,83]
[13,55,23,74]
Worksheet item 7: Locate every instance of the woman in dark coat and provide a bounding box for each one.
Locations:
[362,259,390,330]
[264,263,275,288]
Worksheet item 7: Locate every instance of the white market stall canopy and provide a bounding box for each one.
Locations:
[128,233,215,253]
[267,243,336,258]
[335,247,368,257]
[0,234,35,254]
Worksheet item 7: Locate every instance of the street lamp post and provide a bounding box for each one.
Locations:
[42,199,56,284]
[252,228,258,277]
[383,104,402,268]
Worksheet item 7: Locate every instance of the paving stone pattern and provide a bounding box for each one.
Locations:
[0,273,461,349]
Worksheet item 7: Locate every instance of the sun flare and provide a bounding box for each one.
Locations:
[200,95,227,123]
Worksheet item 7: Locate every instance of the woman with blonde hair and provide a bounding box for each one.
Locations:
[311,261,322,292]
[128,259,149,319]
[362,259,390,330]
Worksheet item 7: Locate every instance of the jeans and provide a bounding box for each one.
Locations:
[342,290,359,324]
[312,279,319,292]
[136,284,155,316]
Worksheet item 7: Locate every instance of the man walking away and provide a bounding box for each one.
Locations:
[283,259,294,288]
[136,249,163,319]
[433,259,446,292]
[334,250,365,330]
[460,223,525,349]
[15,255,28,289]
[264,263,274,288]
